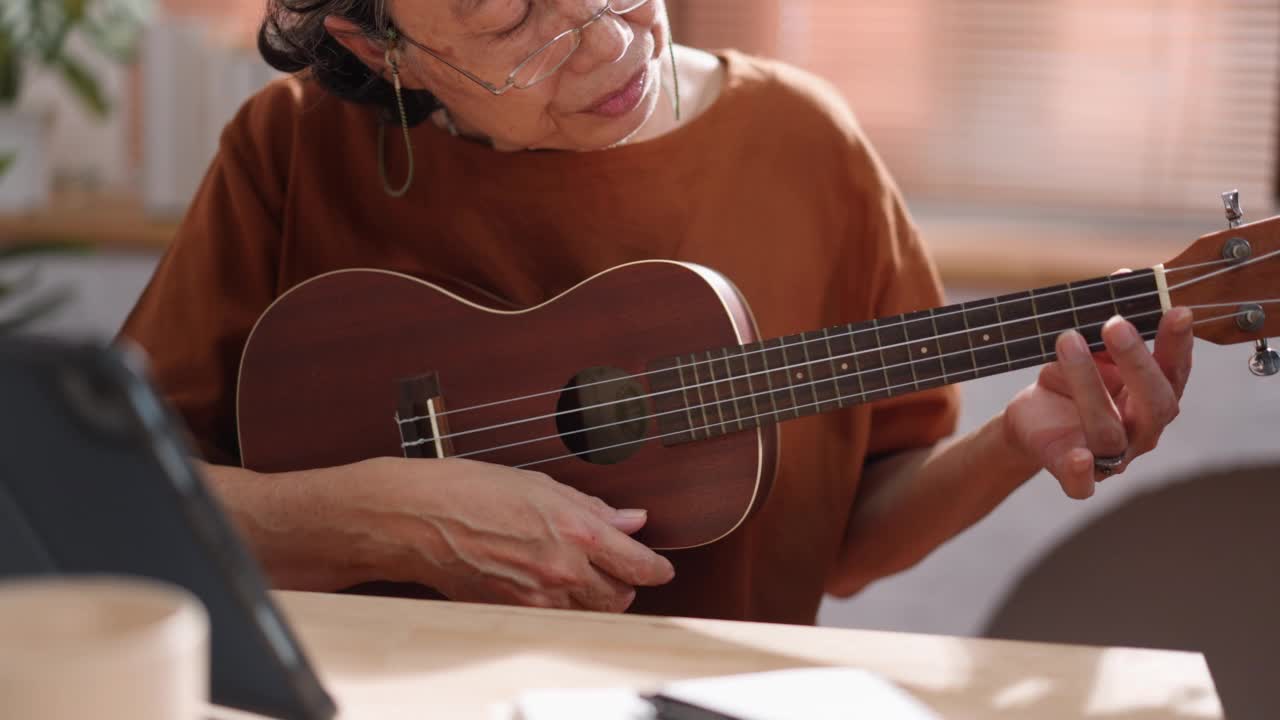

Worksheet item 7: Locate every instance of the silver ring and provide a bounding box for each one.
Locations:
[1093,453,1127,476]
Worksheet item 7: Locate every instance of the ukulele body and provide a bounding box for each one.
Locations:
[237,261,779,550]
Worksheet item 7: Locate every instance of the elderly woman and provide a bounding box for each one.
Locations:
[120,0,1194,623]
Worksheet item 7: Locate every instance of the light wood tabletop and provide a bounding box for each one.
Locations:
[210,590,1222,720]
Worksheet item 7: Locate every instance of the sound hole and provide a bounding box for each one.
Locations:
[555,367,648,465]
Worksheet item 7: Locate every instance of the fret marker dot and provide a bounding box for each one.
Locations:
[983,334,991,342]
[841,363,849,370]
[920,347,929,355]
[796,372,805,380]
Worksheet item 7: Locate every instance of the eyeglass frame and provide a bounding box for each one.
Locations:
[390,0,652,96]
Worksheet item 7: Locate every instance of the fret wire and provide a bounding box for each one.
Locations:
[720,348,746,431]
[673,356,699,441]
[1075,279,1109,348]
[1030,291,1049,359]
[735,346,762,427]
[940,305,975,382]
[902,316,922,391]
[797,333,824,412]
[993,297,1013,370]
[847,323,868,399]
[759,339,782,422]
[704,350,730,432]
[706,348,727,427]
[872,318,894,392]
[688,353,713,436]
[821,328,844,409]
[961,300,980,373]
[928,308,948,383]
[1067,280,1081,330]
[779,339,802,419]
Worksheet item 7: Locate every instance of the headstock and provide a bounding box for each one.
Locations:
[1164,191,1280,376]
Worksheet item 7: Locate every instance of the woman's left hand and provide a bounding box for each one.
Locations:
[1003,306,1195,499]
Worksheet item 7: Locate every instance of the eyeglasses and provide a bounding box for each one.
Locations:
[396,0,653,96]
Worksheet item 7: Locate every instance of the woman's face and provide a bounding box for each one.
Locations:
[388,0,669,151]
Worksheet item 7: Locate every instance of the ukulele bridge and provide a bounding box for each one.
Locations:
[396,373,454,459]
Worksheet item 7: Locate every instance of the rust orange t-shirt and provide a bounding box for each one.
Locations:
[120,50,959,624]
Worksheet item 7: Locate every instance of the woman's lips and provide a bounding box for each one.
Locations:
[585,65,649,118]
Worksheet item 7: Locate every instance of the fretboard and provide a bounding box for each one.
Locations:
[647,269,1164,445]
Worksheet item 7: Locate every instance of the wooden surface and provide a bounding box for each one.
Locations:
[0,193,1209,289]
[210,590,1222,720]
[0,192,179,251]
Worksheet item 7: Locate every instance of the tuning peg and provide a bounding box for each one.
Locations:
[1222,190,1273,377]
[1223,189,1243,229]
[1250,339,1280,377]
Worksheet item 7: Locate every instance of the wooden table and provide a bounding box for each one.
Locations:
[211,590,1223,720]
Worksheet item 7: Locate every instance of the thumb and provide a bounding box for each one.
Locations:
[1049,446,1096,500]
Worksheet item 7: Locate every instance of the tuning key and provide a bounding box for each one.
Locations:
[1223,189,1243,228]
[1222,190,1274,377]
[1250,340,1280,378]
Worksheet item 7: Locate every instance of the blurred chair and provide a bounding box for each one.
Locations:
[983,463,1280,720]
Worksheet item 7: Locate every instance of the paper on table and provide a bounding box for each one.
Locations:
[508,667,943,720]
[507,688,654,720]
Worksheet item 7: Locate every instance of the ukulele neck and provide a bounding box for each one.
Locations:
[647,268,1168,445]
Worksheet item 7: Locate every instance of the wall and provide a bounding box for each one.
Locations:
[17,1,265,195]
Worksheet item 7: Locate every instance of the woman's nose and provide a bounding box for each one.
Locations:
[567,9,635,72]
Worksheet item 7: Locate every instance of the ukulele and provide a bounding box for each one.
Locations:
[237,200,1280,550]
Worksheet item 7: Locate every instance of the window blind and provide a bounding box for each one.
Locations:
[673,0,1280,214]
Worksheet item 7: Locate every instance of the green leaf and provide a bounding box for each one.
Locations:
[54,53,108,117]
[83,0,152,63]
[0,152,13,177]
[40,1,86,56]
[0,28,21,105]
[80,15,141,64]
[65,0,89,22]
[2,0,155,114]
[27,0,71,61]
[0,56,18,106]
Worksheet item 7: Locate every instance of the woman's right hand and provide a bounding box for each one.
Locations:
[203,457,675,613]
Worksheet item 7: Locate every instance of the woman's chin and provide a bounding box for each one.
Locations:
[584,76,665,150]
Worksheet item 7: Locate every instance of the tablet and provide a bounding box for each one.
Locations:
[0,337,337,720]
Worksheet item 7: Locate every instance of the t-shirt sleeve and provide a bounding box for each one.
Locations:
[849,147,961,460]
[118,92,289,465]
[770,59,960,460]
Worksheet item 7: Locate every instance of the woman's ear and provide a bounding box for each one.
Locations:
[323,15,389,73]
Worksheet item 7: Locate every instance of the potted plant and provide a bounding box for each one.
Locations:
[0,0,152,211]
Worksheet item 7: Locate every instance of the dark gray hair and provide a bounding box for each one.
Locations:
[257,0,438,125]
